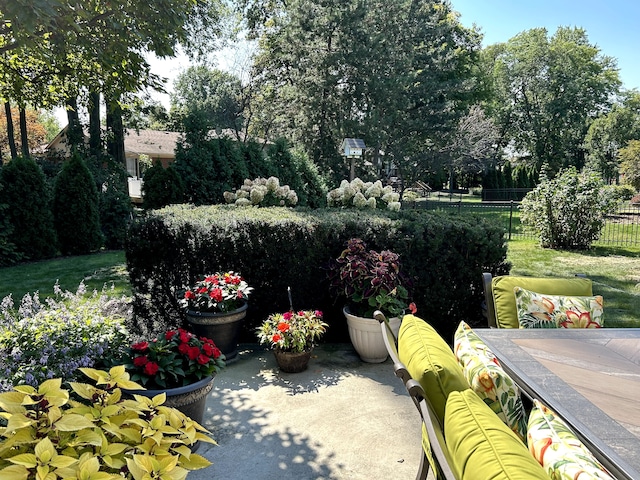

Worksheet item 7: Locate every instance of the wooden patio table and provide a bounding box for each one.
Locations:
[474,328,640,480]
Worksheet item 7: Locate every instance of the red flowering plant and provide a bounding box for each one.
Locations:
[180,271,253,313]
[256,310,328,353]
[125,328,225,389]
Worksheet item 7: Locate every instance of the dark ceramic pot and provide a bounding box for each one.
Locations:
[186,301,248,362]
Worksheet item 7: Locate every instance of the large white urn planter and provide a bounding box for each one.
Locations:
[343,306,401,363]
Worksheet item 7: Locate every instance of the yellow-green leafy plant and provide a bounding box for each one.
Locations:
[0,366,214,480]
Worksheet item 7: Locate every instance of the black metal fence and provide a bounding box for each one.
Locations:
[403,200,640,247]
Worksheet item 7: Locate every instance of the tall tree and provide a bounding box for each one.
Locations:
[483,27,620,176]
[584,90,640,183]
[250,0,480,186]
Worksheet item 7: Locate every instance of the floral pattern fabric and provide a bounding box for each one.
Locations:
[514,287,604,329]
[453,321,528,441]
[527,400,615,479]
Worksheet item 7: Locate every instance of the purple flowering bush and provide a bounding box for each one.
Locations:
[0,282,130,392]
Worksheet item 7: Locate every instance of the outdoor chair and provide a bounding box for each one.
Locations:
[482,272,593,328]
[374,311,456,480]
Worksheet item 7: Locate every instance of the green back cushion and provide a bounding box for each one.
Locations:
[398,314,468,423]
[491,276,593,329]
[445,389,549,480]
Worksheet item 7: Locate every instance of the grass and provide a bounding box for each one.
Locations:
[506,239,640,327]
[1,237,638,328]
[0,250,130,301]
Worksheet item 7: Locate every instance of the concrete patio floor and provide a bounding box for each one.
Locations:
[189,343,426,479]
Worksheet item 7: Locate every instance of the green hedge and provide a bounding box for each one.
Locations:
[125,206,510,343]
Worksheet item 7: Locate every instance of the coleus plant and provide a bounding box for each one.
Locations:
[0,366,214,480]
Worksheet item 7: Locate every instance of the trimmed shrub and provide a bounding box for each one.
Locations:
[125,205,509,342]
[142,161,185,209]
[53,152,103,255]
[521,167,619,250]
[0,156,57,260]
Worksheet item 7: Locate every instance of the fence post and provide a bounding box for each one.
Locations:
[508,201,514,240]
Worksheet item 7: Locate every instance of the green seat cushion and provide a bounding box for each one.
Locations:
[445,389,549,480]
[491,276,593,329]
[398,314,468,423]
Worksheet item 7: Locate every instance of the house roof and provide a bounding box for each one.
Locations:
[123,130,181,157]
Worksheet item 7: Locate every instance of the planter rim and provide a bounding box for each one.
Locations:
[186,300,248,317]
[123,374,215,396]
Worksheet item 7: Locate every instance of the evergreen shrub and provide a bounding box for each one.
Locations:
[0,156,57,261]
[53,152,103,255]
[126,205,509,342]
[142,161,184,210]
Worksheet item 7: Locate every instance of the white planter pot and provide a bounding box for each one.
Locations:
[343,306,401,363]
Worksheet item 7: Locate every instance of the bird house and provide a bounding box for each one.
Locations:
[340,138,365,158]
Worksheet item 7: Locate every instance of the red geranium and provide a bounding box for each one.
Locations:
[124,327,226,389]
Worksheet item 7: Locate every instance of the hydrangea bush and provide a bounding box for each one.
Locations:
[327,178,401,211]
[223,176,298,207]
[0,282,130,392]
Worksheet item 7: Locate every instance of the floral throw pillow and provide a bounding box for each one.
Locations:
[528,400,615,479]
[514,287,604,329]
[453,321,528,441]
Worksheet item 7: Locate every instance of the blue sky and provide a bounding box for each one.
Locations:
[452,0,640,91]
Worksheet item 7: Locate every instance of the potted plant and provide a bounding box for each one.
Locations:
[0,367,214,479]
[180,271,253,362]
[256,309,328,373]
[328,238,416,362]
[120,328,225,425]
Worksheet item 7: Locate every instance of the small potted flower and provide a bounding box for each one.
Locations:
[256,310,328,373]
[121,328,226,425]
[180,271,253,362]
[327,238,416,363]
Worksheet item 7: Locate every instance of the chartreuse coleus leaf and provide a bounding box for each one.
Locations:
[79,366,143,390]
[57,453,122,480]
[126,454,188,480]
[6,437,77,479]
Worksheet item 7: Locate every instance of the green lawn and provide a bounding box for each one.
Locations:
[0,250,130,301]
[506,239,640,327]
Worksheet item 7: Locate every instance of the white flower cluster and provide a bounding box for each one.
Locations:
[327,178,401,211]
[224,177,298,207]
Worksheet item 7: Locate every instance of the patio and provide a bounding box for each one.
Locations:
[189,343,426,479]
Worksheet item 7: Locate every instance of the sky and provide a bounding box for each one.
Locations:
[451,0,640,91]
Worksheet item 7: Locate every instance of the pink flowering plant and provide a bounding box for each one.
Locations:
[256,310,328,353]
[124,328,225,389]
[180,271,253,313]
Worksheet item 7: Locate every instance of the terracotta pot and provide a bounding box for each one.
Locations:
[186,301,248,362]
[273,348,312,373]
[343,306,401,363]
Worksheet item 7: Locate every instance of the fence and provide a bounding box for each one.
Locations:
[403,200,640,247]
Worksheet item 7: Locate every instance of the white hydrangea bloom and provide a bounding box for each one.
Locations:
[382,185,394,195]
[342,185,356,201]
[353,192,367,208]
[243,178,253,186]
[223,191,237,204]
[340,179,350,189]
[388,201,401,212]
[266,176,280,192]
[250,186,266,204]
[235,197,252,206]
[236,189,250,199]
[288,192,298,205]
[382,192,400,203]
[366,197,377,209]
[351,178,365,192]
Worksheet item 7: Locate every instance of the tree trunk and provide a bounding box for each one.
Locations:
[89,91,101,157]
[106,96,126,169]
[66,97,83,153]
[4,102,17,159]
[19,107,30,158]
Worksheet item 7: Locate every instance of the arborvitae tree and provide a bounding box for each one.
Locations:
[503,161,514,189]
[99,169,133,249]
[241,141,273,179]
[0,156,57,260]
[291,147,327,208]
[213,137,249,197]
[142,161,185,210]
[53,152,103,255]
[0,181,20,266]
